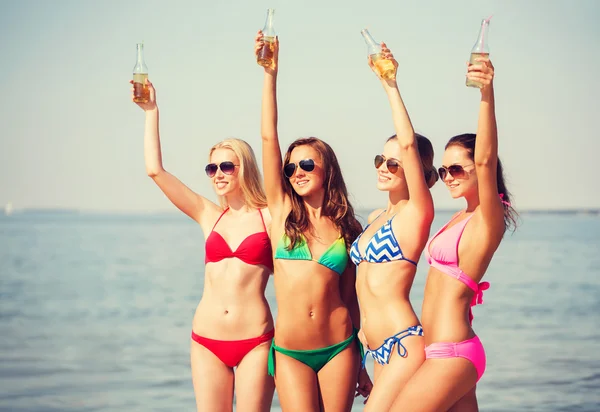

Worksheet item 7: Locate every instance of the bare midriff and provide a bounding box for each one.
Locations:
[273,259,353,349]
[192,258,273,340]
[356,260,420,348]
[421,267,476,345]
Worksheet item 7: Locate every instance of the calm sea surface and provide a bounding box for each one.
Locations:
[1,211,599,411]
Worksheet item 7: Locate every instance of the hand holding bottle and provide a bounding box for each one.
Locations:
[361,29,396,81]
[130,78,156,111]
[466,57,494,94]
[132,43,150,103]
[368,42,398,82]
[466,17,491,88]
[255,30,279,74]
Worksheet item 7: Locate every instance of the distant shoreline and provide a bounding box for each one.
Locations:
[4,208,600,217]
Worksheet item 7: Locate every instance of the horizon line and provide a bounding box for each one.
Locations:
[3,207,600,216]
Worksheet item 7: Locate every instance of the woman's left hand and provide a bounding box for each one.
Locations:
[355,367,373,404]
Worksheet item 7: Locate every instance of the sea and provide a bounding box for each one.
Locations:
[1,210,599,411]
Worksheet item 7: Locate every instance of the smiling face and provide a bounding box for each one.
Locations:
[208,148,241,197]
[285,144,324,198]
[375,139,407,192]
[440,145,478,199]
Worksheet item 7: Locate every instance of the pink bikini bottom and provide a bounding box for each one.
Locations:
[425,335,486,381]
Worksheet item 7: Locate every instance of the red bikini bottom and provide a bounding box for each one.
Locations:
[191,329,275,368]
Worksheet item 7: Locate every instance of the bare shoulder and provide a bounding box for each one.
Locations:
[367,209,384,224]
[433,209,465,231]
[199,204,226,236]
[260,207,272,226]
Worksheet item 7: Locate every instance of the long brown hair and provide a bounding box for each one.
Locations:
[282,137,363,250]
[446,133,518,232]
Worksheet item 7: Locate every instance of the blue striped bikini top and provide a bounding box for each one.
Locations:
[350,212,417,266]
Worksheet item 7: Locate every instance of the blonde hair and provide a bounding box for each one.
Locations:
[208,138,267,210]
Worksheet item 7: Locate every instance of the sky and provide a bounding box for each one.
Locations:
[0,0,598,213]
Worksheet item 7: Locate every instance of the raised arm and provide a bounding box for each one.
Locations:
[467,58,504,228]
[132,79,220,225]
[256,31,287,217]
[372,44,433,217]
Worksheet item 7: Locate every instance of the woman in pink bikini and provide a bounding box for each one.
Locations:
[131,80,275,411]
[390,58,517,411]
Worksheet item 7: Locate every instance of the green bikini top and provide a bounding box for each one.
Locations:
[274,234,348,275]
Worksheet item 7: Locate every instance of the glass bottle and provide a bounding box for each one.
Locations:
[361,28,395,81]
[257,9,276,68]
[466,19,491,88]
[132,43,149,103]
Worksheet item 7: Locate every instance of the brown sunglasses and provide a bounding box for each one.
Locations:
[374,154,401,173]
[438,164,474,180]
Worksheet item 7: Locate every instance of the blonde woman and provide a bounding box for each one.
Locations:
[131,79,275,412]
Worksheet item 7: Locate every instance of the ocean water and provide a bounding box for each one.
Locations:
[1,211,599,412]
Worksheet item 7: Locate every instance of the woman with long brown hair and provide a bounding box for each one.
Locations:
[255,32,372,411]
[390,57,517,411]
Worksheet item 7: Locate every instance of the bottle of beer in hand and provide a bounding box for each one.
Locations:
[132,42,149,103]
[361,29,395,81]
[466,18,491,88]
[257,9,276,68]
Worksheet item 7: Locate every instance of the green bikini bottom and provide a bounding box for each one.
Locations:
[267,329,364,376]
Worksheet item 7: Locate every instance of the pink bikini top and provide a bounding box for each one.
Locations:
[425,212,490,325]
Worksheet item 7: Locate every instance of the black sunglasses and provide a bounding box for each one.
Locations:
[205,161,238,178]
[438,164,474,180]
[374,155,401,174]
[283,159,315,178]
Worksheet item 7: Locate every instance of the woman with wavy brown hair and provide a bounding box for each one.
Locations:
[254,31,372,411]
[390,57,517,412]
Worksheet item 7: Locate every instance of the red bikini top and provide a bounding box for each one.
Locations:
[204,208,273,271]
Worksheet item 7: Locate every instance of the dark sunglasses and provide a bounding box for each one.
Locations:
[205,161,238,178]
[283,159,315,178]
[438,164,474,180]
[374,155,401,174]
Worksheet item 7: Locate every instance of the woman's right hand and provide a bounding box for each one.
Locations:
[130,78,157,111]
[467,57,495,96]
[368,42,398,82]
[255,30,279,75]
